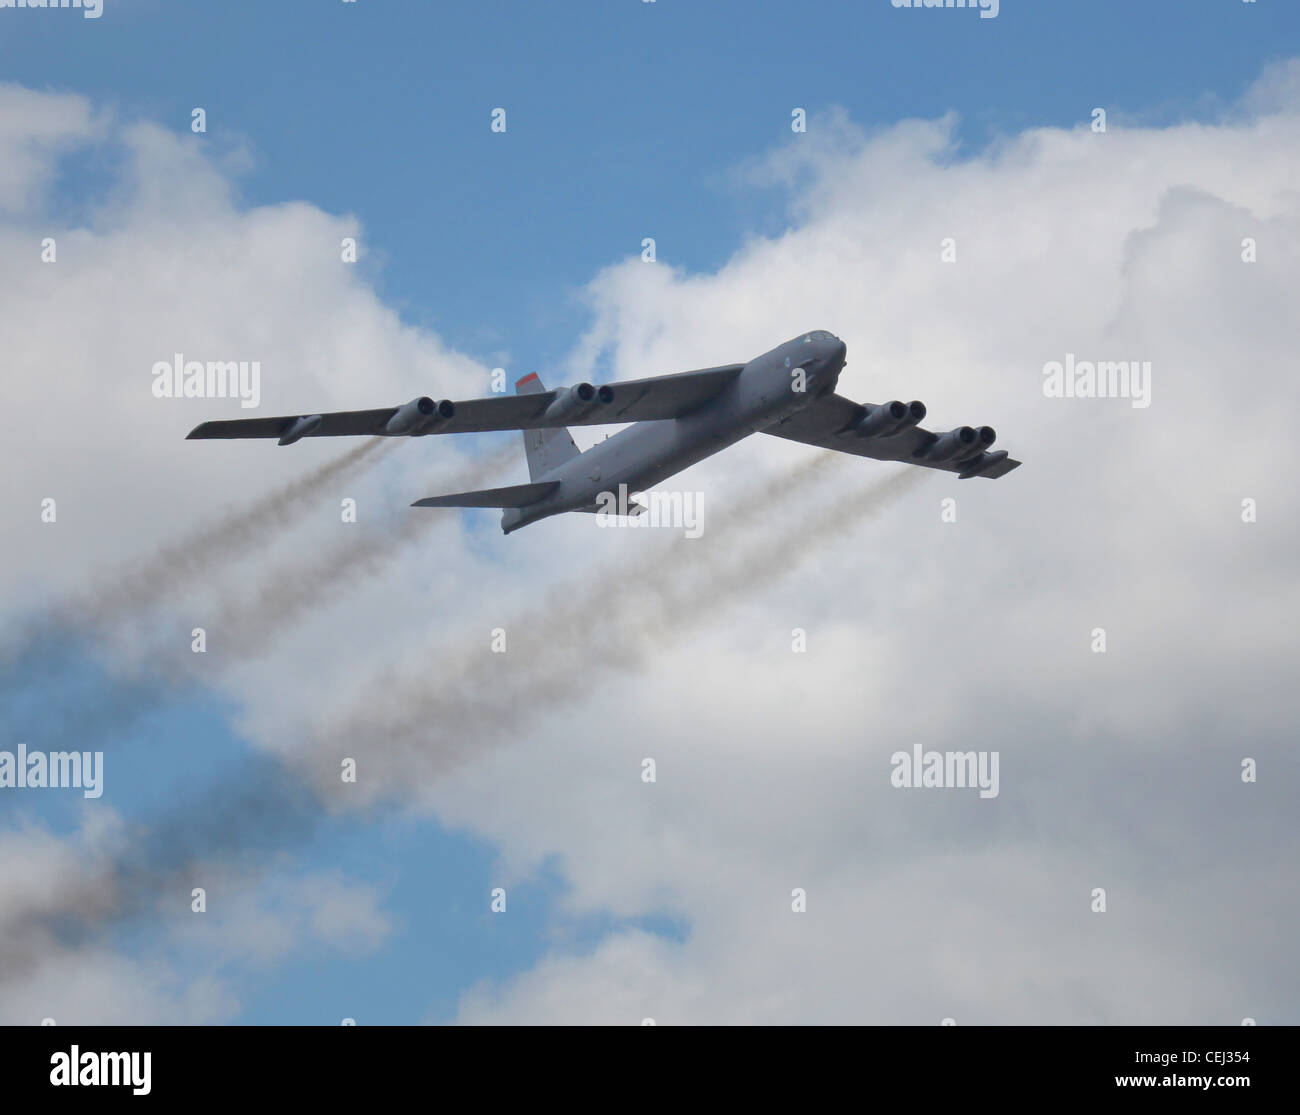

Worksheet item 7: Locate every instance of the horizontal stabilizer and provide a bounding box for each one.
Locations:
[411,481,560,509]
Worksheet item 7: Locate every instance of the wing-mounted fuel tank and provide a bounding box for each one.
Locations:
[277,415,322,446]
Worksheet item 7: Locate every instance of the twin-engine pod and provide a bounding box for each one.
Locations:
[849,399,926,439]
[544,382,614,423]
[385,396,456,436]
[923,425,996,462]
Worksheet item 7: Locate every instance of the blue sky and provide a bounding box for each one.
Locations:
[1,1,1297,1024]
[5,0,1295,372]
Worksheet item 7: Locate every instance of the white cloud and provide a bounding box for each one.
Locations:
[0,83,97,214]
[2,62,1298,1025]
[168,870,395,963]
[0,814,393,1021]
[0,88,475,1021]
[0,813,238,1025]
[434,63,1300,1023]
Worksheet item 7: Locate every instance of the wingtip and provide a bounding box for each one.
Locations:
[986,458,1022,479]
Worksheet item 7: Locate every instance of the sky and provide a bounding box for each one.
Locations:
[0,1,1297,1024]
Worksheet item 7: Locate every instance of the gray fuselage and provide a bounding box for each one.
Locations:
[501,332,848,533]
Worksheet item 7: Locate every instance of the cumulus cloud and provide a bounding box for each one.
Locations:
[0,87,488,1019]
[0,814,238,1025]
[2,60,1299,1025]
[0,83,97,214]
[431,62,1300,1023]
[0,812,393,1022]
[168,870,395,964]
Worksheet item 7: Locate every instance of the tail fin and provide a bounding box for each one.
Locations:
[517,373,580,480]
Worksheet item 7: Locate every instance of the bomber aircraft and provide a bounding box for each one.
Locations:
[187,331,1020,533]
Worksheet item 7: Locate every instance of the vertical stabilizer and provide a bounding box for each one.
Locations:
[517,373,580,480]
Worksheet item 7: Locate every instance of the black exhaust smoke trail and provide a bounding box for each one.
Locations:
[0,454,843,977]
[7,442,518,748]
[320,459,927,789]
[0,754,332,982]
[91,437,394,621]
[43,434,759,748]
[0,460,923,991]
[216,440,518,657]
[311,450,847,773]
[0,437,391,689]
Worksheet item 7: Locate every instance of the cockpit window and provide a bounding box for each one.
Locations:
[810,330,836,341]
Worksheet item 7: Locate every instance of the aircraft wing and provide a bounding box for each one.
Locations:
[185,408,398,440]
[581,364,744,423]
[186,364,745,442]
[762,393,1021,479]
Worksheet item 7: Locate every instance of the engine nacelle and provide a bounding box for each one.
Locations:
[903,400,927,431]
[385,396,455,436]
[851,399,925,439]
[543,382,600,424]
[923,425,995,462]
